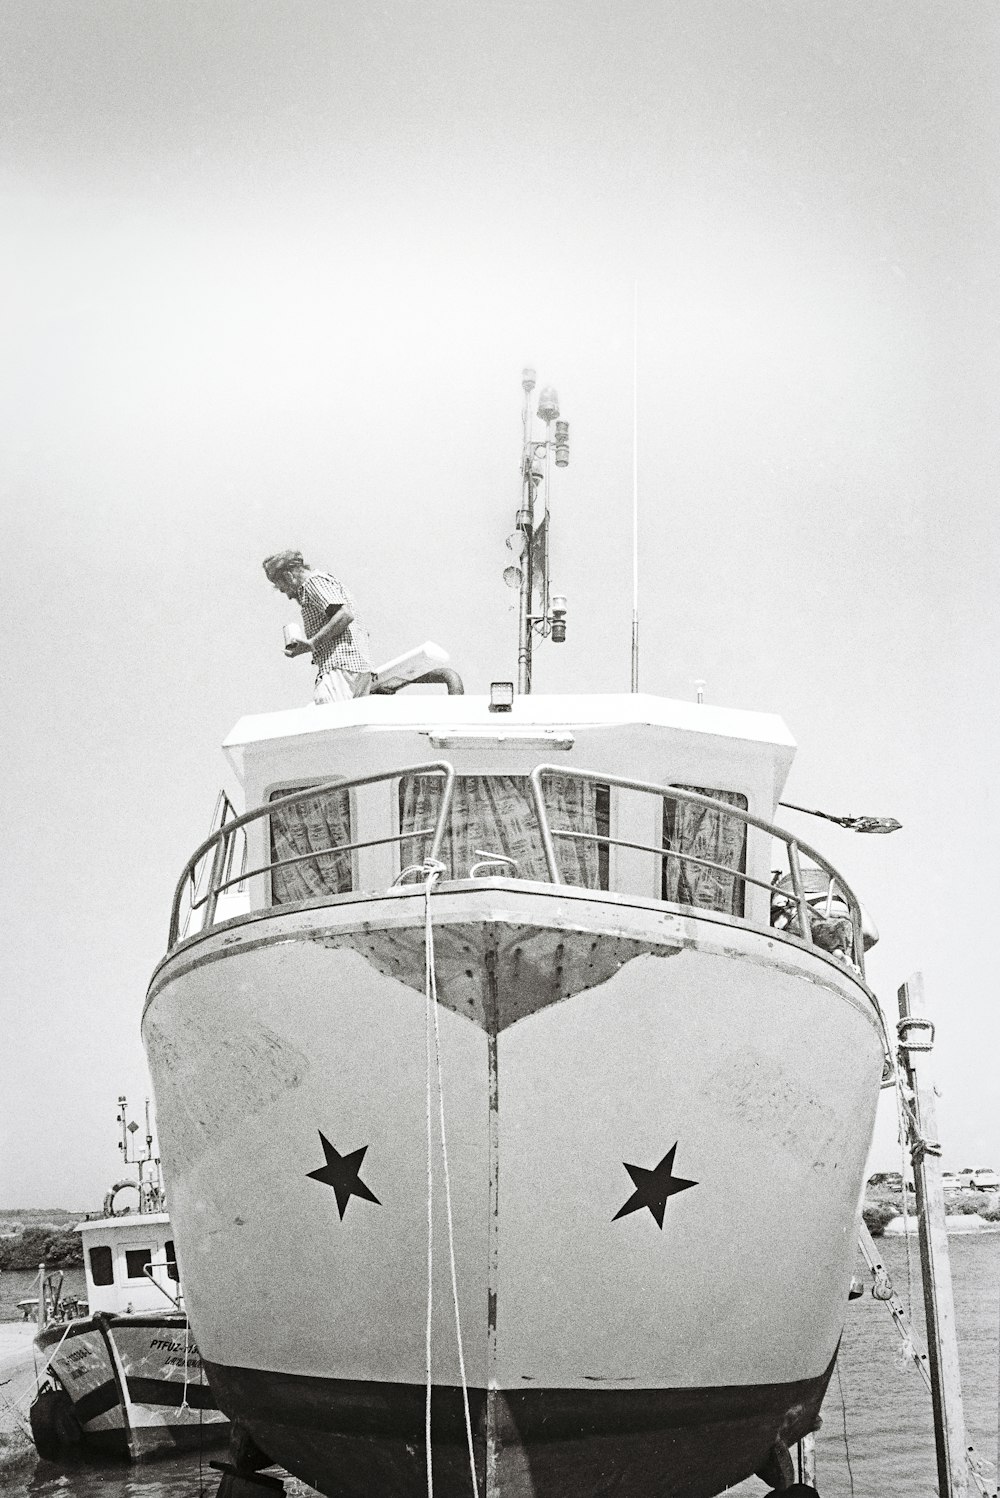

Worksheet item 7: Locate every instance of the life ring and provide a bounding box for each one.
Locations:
[103,1180,140,1217]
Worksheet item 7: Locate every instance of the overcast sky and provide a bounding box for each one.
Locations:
[1,1,998,1207]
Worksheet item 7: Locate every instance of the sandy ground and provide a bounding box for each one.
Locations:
[0,1324,40,1468]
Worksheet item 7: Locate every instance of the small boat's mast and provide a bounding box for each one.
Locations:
[508,367,568,693]
[116,1094,164,1214]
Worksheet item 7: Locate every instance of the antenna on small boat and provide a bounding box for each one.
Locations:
[631,281,640,692]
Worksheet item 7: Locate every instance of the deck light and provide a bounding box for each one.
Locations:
[554,420,570,467]
[550,595,567,643]
[489,681,515,712]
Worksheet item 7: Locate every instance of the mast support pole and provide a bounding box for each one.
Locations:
[517,372,535,695]
[897,973,969,1498]
[516,506,533,695]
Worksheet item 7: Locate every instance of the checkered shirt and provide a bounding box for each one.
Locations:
[297,570,374,679]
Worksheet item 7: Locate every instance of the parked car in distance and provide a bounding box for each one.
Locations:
[970,1168,999,1191]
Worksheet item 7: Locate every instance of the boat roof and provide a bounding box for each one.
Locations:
[77,1211,171,1235]
[225,692,796,776]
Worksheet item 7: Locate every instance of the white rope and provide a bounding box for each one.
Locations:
[421,859,480,1498]
[0,1373,33,1432]
[427,876,481,1498]
[32,1313,75,1395]
[5,1363,42,1420]
[180,1315,191,1411]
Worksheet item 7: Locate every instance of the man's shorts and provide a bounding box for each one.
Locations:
[312,670,373,705]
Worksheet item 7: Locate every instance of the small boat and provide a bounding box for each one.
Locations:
[29,1099,229,1463]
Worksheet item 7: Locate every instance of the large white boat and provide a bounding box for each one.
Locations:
[29,1101,229,1462]
[142,377,888,1498]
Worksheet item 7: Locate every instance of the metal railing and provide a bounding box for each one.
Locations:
[527,764,867,975]
[167,758,865,976]
[168,761,456,948]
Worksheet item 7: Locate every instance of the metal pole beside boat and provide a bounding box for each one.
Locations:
[897,973,969,1498]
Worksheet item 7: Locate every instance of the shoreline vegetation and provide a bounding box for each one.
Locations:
[863,1178,1000,1237]
[0,1213,84,1271]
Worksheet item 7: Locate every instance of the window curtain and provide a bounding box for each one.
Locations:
[662,787,747,916]
[399,774,602,888]
[269,787,352,903]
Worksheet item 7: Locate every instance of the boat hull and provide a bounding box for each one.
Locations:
[202,1362,833,1498]
[143,885,884,1496]
[35,1311,229,1461]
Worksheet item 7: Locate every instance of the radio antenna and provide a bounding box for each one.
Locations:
[631,282,640,692]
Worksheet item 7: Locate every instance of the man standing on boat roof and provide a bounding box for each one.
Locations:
[263,549,375,704]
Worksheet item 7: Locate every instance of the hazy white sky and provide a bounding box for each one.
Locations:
[1,0,998,1206]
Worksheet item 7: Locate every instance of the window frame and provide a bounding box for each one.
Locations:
[660,783,750,917]
[264,779,356,905]
[88,1244,114,1287]
[124,1247,153,1283]
[396,771,611,891]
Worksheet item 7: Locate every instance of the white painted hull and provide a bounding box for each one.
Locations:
[143,884,884,1496]
[35,1311,228,1460]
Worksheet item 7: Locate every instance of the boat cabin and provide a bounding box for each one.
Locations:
[77,1211,181,1316]
[211,692,791,917]
[167,690,869,972]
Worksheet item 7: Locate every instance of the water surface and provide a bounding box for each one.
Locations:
[3,1236,997,1497]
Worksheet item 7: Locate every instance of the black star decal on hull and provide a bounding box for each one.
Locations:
[307,1132,381,1220]
[613,1143,697,1228]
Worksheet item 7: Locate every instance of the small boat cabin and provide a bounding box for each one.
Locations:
[77,1211,180,1316]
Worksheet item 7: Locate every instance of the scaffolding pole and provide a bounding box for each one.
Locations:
[898,972,970,1498]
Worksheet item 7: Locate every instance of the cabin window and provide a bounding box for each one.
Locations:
[165,1240,179,1282]
[89,1246,114,1286]
[661,787,748,916]
[398,774,610,889]
[125,1248,152,1281]
[268,785,352,903]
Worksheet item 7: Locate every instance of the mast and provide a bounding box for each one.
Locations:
[516,370,536,694]
[507,367,569,693]
[116,1094,164,1214]
[631,282,640,692]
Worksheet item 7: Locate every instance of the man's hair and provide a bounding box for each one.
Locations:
[263,549,307,580]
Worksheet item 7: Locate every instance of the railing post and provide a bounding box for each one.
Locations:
[786,841,814,948]
[529,768,562,883]
[852,900,866,971]
[202,832,231,932]
[428,766,456,868]
[898,973,969,1498]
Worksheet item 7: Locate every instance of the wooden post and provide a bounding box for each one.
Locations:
[897,973,969,1498]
